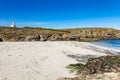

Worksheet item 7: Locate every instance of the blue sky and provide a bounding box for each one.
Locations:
[0,0,120,29]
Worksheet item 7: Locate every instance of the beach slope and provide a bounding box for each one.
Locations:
[0,41,109,80]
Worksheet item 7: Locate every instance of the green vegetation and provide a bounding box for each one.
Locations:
[67,64,85,70]
[24,26,54,30]
[106,56,120,66]
[0,26,120,41]
[67,56,120,75]
[24,26,71,33]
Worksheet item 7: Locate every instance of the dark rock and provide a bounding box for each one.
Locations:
[25,35,40,41]
[49,33,64,41]
[67,56,120,75]
[0,38,3,42]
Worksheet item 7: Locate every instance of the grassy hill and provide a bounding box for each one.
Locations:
[0,26,120,41]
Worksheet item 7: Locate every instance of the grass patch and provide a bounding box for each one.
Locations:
[67,63,85,69]
[24,26,71,33]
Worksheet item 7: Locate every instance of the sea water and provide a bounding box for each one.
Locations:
[91,40,120,49]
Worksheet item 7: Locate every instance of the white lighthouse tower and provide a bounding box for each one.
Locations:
[10,21,16,28]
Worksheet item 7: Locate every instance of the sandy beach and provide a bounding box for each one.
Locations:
[0,41,119,80]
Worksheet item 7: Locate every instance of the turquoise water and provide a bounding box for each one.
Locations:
[91,40,120,49]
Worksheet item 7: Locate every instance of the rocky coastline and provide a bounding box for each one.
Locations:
[57,56,120,80]
[0,27,120,80]
[0,27,120,42]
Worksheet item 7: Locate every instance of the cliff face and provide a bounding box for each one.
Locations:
[0,27,120,41]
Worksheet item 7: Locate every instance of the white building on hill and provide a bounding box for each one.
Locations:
[10,21,16,28]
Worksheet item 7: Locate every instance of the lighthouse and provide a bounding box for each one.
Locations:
[10,21,16,28]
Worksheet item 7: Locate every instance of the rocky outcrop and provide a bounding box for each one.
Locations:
[57,72,120,80]
[48,33,65,41]
[115,33,120,38]
[57,56,120,80]
[0,27,120,41]
[67,56,120,75]
[0,38,3,42]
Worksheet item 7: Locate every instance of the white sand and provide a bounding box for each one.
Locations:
[0,41,112,80]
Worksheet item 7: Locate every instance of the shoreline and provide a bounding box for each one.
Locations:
[0,41,119,80]
[85,42,120,55]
